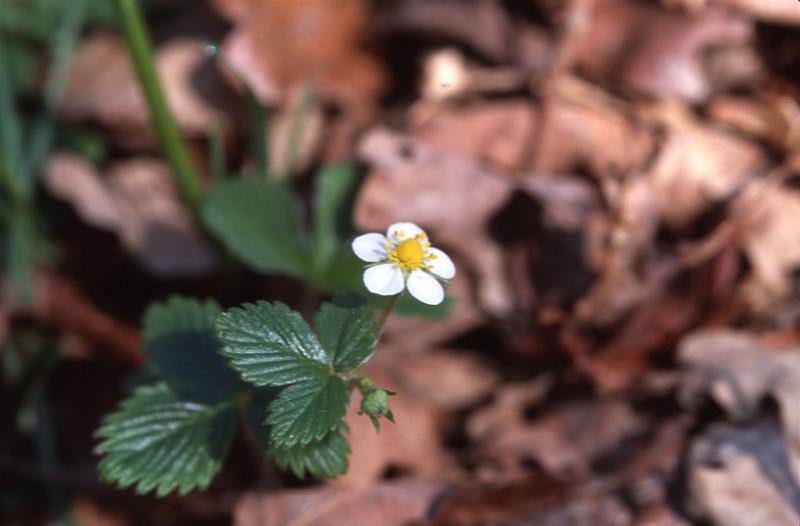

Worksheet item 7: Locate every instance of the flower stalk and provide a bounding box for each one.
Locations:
[113,0,202,216]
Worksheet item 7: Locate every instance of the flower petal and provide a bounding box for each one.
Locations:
[364,264,405,296]
[426,248,455,279]
[386,222,424,243]
[407,270,445,305]
[352,233,389,262]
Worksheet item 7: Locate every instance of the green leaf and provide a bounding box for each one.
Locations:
[270,426,350,479]
[142,297,237,403]
[215,301,330,386]
[95,383,236,497]
[267,375,349,447]
[312,164,359,274]
[315,301,377,372]
[202,179,310,277]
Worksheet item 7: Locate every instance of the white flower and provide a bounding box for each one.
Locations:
[352,222,455,305]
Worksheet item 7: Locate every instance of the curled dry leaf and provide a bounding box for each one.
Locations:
[60,35,226,146]
[532,76,656,179]
[212,0,384,118]
[423,474,568,526]
[719,0,800,26]
[733,178,800,311]
[574,0,757,101]
[686,419,800,526]
[467,377,645,480]
[371,0,513,63]
[709,94,800,152]
[234,481,443,526]
[410,99,538,173]
[641,100,764,228]
[679,329,800,525]
[44,154,215,277]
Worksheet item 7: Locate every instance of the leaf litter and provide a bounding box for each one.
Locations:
[11,0,800,524]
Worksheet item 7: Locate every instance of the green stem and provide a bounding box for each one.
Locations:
[375,294,400,335]
[113,0,202,215]
[280,84,314,181]
[25,0,89,194]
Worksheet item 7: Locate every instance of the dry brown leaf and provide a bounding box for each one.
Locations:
[532,76,656,179]
[410,99,538,173]
[60,35,225,146]
[709,94,800,151]
[212,0,384,117]
[423,474,568,526]
[733,179,800,310]
[44,154,215,277]
[642,100,764,228]
[679,329,800,524]
[467,378,644,479]
[720,0,800,26]
[381,350,498,412]
[234,481,443,526]
[381,270,483,357]
[70,499,128,526]
[575,0,757,101]
[371,0,513,63]
[686,419,800,526]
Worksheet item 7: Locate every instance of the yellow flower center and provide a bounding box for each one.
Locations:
[386,233,432,271]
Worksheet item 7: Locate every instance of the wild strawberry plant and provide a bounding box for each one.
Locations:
[95,224,455,496]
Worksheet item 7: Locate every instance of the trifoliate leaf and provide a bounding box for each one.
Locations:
[202,179,310,278]
[95,383,236,497]
[312,163,360,274]
[267,375,349,447]
[215,301,330,386]
[270,426,350,479]
[314,301,377,372]
[142,297,237,403]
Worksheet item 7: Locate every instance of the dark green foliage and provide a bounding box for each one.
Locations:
[271,426,350,479]
[315,301,377,372]
[142,297,237,403]
[95,383,236,497]
[266,375,349,447]
[215,301,330,386]
[202,179,310,277]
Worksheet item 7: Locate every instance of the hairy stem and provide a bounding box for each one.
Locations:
[113,0,202,215]
[375,294,400,335]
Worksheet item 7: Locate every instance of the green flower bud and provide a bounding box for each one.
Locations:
[359,388,395,432]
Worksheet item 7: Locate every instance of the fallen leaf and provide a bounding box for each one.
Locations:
[467,378,645,479]
[410,99,538,173]
[234,481,443,526]
[733,178,800,311]
[574,0,757,101]
[371,0,514,63]
[720,0,800,26]
[641,100,764,228]
[532,76,656,180]
[212,0,384,118]
[686,419,800,526]
[60,35,228,147]
[44,154,216,277]
[423,474,568,526]
[709,94,800,151]
[678,328,800,522]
